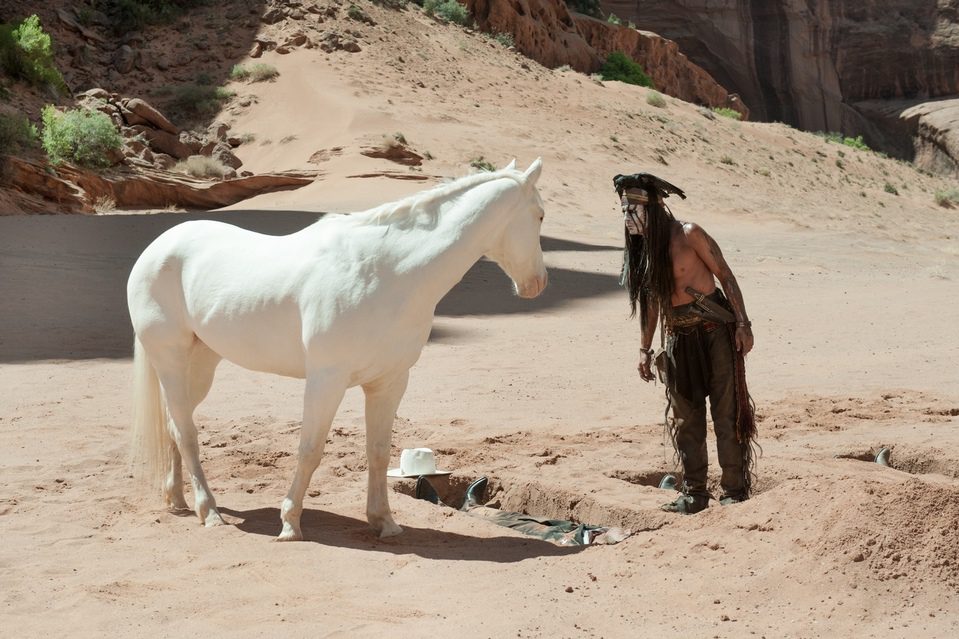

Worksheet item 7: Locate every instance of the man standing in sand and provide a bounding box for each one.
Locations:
[614,172,758,514]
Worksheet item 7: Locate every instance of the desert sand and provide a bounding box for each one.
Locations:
[2,5,959,638]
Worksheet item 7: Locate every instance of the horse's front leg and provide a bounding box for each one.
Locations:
[363,370,410,538]
[277,370,347,542]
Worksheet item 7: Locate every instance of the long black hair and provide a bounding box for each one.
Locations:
[624,196,676,325]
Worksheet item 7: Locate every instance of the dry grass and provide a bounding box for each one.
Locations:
[174,155,230,178]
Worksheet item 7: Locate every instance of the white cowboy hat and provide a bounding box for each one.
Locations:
[387,447,452,478]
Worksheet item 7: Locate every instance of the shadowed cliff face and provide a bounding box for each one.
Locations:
[604,0,959,166]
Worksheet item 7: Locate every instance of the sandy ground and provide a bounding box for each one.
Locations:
[3,4,959,638]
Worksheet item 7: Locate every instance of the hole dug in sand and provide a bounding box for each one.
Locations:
[393,475,650,540]
[837,445,959,479]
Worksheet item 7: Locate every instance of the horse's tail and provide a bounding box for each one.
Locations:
[131,336,172,500]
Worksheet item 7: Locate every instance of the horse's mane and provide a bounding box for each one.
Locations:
[354,166,525,228]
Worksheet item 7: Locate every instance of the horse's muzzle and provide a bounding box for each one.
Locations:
[517,271,548,299]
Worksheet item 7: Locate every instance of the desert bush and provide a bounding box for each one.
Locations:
[423,0,469,26]
[720,155,736,165]
[230,63,279,83]
[372,0,409,8]
[174,155,230,178]
[165,83,234,120]
[0,111,39,154]
[0,15,67,92]
[934,188,959,208]
[599,52,653,88]
[607,14,622,26]
[815,131,872,152]
[646,91,667,108]
[883,182,898,195]
[41,106,122,168]
[470,156,495,172]
[92,195,117,213]
[712,107,742,120]
[564,0,601,18]
[492,32,514,48]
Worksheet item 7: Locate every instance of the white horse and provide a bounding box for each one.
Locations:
[128,159,547,541]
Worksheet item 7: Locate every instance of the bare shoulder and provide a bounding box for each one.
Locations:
[681,221,710,242]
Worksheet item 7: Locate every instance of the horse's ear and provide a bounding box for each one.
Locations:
[504,159,516,171]
[523,157,543,185]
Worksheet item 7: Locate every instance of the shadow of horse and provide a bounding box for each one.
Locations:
[219,506,586,562]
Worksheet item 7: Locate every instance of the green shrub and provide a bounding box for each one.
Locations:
[883,182,898,195]
[470,156,495,172]
[0,111,39,154]
[0,15,67,92]
[934,188,959,208]
[646,91,666,108]
[492,32,514,48]
[229,64,250,81]
[564,0,601,18]
[607,14,622,26]
[599,52,653,88]
[165,83,234,119]
[423,0,469,25]
[713,107,742,120]
[815,131,872,152]
[230,63,279,83]
[41,106,123,168]
[842,135,870,151]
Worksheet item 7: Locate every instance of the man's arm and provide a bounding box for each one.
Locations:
[687,224,754,355]
[638,295,659,381]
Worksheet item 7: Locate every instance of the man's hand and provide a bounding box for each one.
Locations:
[638,350,655,382]
[735,326,754,355]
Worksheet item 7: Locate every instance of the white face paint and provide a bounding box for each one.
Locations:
[622,198,646,236]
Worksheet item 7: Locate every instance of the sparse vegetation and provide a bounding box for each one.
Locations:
[934,188,959,208]
[92,195,117,213]
[607,14,623,26]
[230,63,279,83]
[174,155,230,178]
[41,106,123,169]
[470,156,495,172]
[713,107,742,120]
[720,155,736,166]
[372,0,409,8]
[835,159,845,170]
[599,52,653,88]
[165,83,235,120]
[423,0,470,26]
[646,91,667,108]
[492,32,514,48]
[816,131,871,152]
[393,132,408,145]
[883,182,899,195]
[0,112,39,154]
[564,0,602,18]
[0,15,67,92]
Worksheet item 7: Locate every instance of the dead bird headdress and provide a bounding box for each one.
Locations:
[613,172,686,325]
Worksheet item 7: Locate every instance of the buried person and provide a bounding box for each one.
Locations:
[414,477,631,546]
[615,172,759,514]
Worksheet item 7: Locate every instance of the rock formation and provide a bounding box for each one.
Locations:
[465,0,746,115]
[604,0,959,172]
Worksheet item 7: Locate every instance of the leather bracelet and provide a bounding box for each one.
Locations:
[640,347,654,356]
[736,321,752,328]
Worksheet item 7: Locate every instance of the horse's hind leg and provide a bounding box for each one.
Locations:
[278,370,347,541]
[363,370,409,538]
[165,341,222,511]
[151,339,225,527]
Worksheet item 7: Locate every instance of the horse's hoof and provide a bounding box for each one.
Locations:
[203,510,227,527]
[377,522,403,539]
[276,524,303,542]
